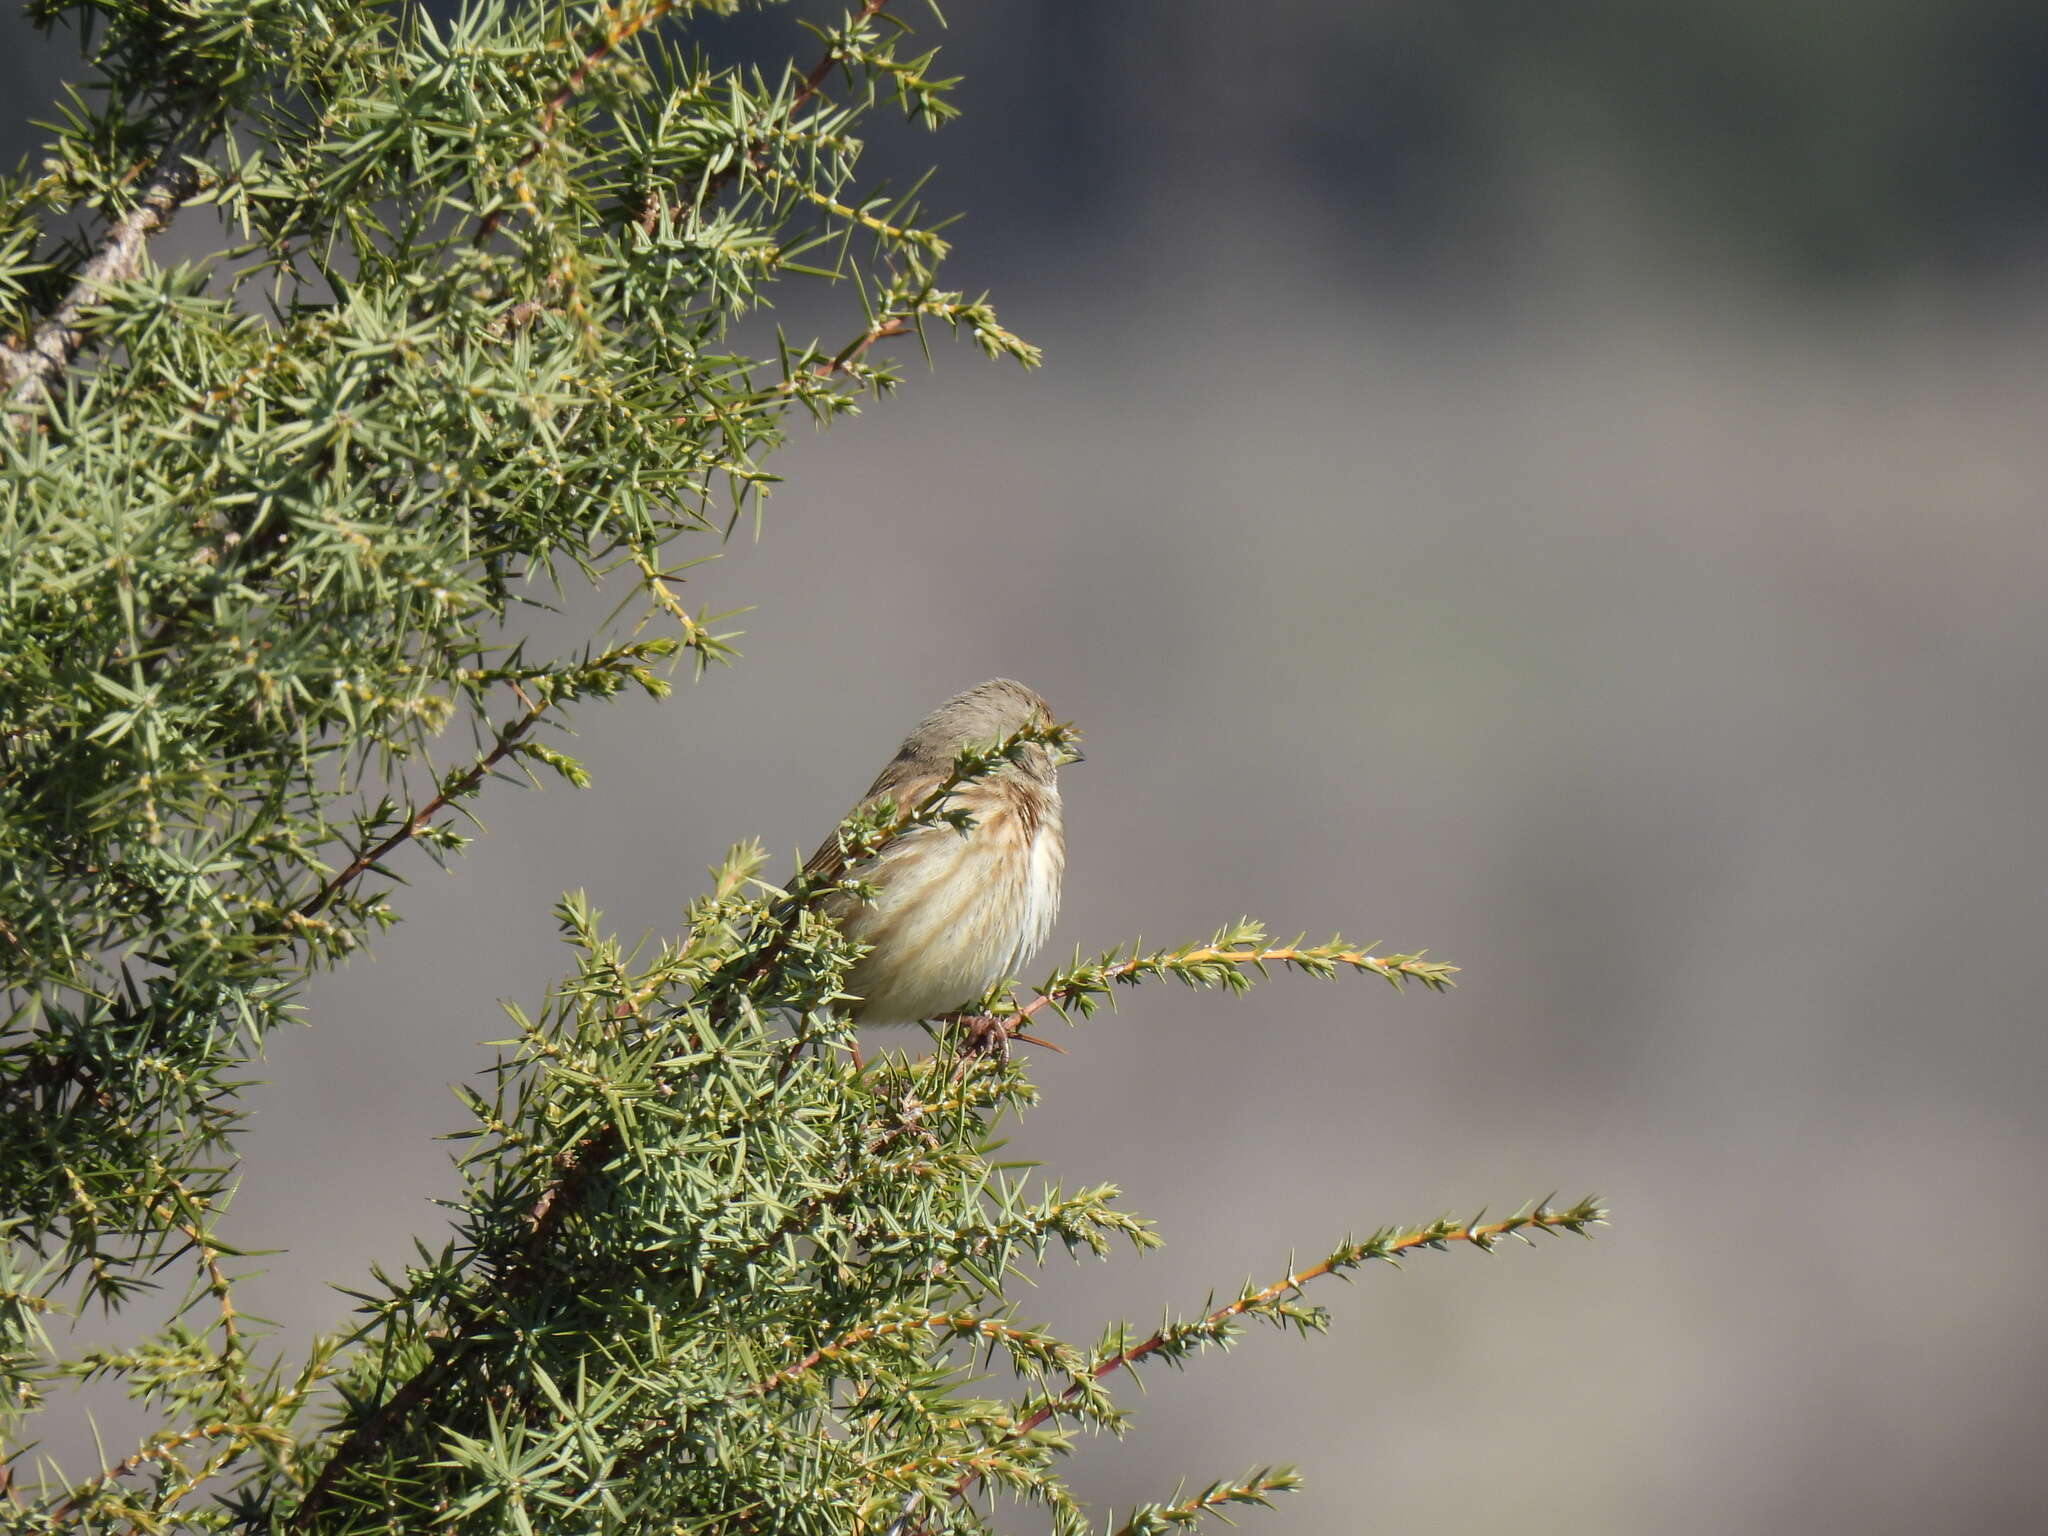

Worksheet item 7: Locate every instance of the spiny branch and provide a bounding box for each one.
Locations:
[648,0,896,232]
[288,1341,453,1530]
[51,1352,328,1524]
[791,0,896,118]
[4,116,215,428]
[291,1014,631,1528]
[953,1200,1605,1503]
[5,691,565,1108]
[674,311,913,430]
[806,311,914,384]
[1069,1203,1603,1417]
[475,0,683,242]
[47,1423,234,1524]
[750,1312,1070,1398]
[140,1162,260,1420]
[288,692,555,923]
[1107,1469,1303,1536]
[965,933,1459,1056]
[668,310,915,434]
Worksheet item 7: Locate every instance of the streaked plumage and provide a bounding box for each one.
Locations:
[809,679,1070,1023]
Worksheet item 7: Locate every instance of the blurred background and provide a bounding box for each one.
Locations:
[9,2,2048,1531]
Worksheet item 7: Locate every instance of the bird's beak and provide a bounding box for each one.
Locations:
[1060,746,1086,767]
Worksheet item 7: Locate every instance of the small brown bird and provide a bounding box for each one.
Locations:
[807,679,1075,1029]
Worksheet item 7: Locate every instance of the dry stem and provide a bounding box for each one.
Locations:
[4,117,214,428]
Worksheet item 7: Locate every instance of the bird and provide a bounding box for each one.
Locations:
[805,679,1076,1046]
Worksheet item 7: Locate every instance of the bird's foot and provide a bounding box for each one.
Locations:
[938,1012,1013,1060]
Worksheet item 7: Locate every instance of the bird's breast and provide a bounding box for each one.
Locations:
[834,779,1064,1023]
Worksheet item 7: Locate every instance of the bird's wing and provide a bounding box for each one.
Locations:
[800,823,851,887]
[801,750,928,889]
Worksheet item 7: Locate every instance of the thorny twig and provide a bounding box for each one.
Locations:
[4,116,215,428]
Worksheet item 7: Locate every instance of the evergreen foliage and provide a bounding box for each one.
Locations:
[0,1,1603,1530]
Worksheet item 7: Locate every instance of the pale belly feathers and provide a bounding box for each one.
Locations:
[835,796,1064,1023]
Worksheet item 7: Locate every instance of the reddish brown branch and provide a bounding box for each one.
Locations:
[476,0,681,242]
[613,1313,1045,1480]
[949,1210,1583,1506]
[792,0,894,118]
[47,1423,233,1524]
[221,703,563,1448]
[750,1311,990,1397]
[975,945,1458,1055]
[658,0,896,227]
[1104,1475,1296,1536]
[3,698,557,1110]
[288,1346,453,1530]
[810,311,913,382]
[670,310,914,433]
[292,694,552,922]
[289,1105,615,1529]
